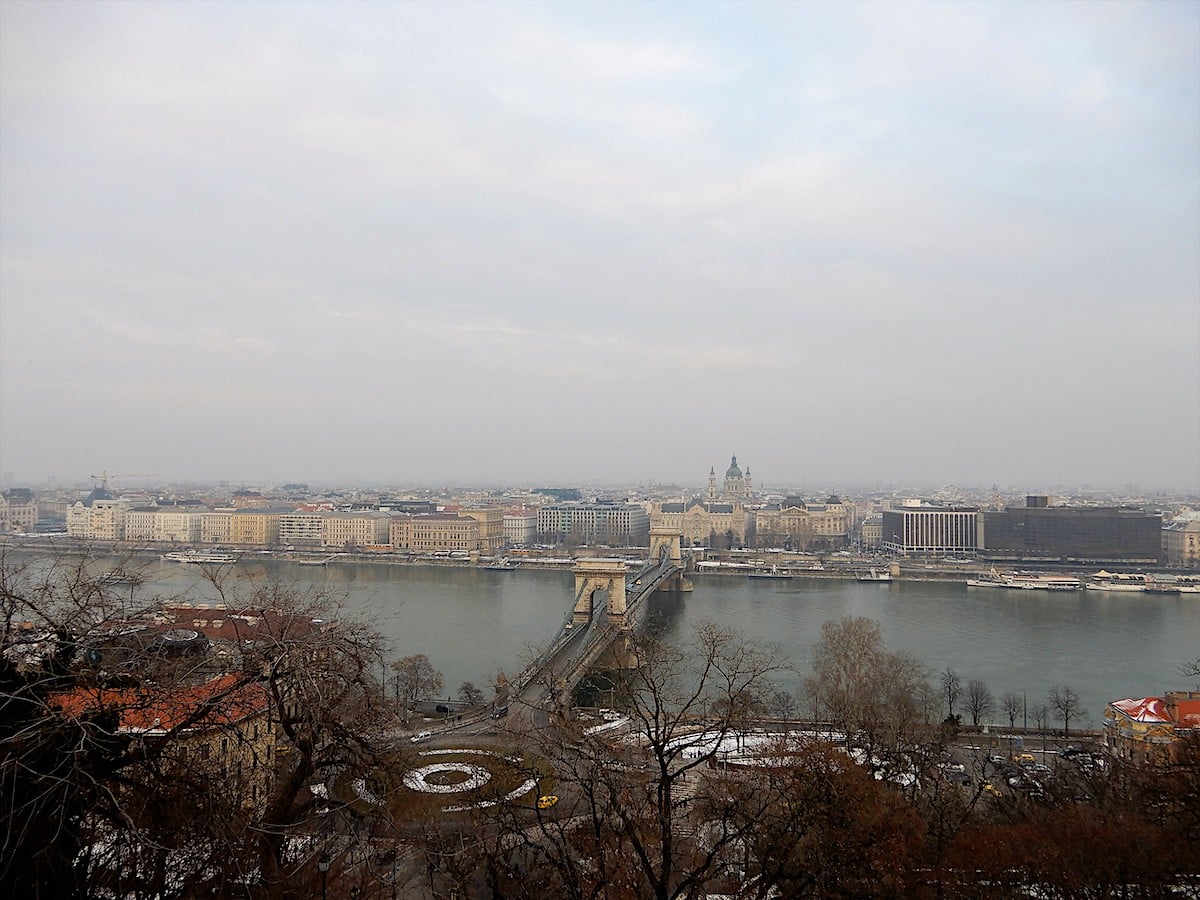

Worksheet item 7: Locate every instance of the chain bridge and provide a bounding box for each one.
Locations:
[505,528,691,709]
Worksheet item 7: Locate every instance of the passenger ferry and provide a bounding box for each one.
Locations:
[161,550,239,565]
[1085,571,1148,593]
[966,570,1081,591]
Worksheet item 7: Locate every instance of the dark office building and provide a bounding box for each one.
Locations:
[979,503,1161,563]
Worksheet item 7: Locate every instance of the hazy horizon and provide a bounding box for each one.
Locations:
[3,1,1197,491]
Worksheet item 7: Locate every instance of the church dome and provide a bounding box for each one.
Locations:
[725,455,742,478]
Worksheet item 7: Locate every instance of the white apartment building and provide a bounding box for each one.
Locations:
[0,490,38,532]
[503,509,538,547]
[201,510,233,544]
[154,509,203,543]
[323,512,391,548]
[76,500,128,541]
[124,508,159,542]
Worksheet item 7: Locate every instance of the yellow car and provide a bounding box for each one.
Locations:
[983,782,1001,796]
[1012,753,1035,766]
[537,795,559,810]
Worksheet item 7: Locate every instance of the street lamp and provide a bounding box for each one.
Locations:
[318,854,330,900]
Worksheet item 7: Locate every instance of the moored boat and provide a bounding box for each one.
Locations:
[967,569,1081,591]
[161,550,239,564]
[748,565,793,580]
[1085,571,1148,593]
[856,568,892,583]
[98,567,145,586]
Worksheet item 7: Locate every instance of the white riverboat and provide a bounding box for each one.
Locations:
[1085,571,1148,593]
[967,570,1081,591]
[161,550,239,565]
[856,568,892,583]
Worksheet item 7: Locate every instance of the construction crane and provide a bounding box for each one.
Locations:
[89,471,155,491]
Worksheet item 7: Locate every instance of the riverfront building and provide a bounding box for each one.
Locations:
[860,514,883,549]
[881,503,979,556]
[0,489,38,532]
[66,488,129,541]
[322,511,391,549]
[228,508,288,546]
[754,497,854,551]
[277,512,325,546]
[457,507,505,554]
[1162,514,1200,568]
[978,497,1161,563]
[201,510,233,544]
[537,502,650,547]
[503,509,538,547]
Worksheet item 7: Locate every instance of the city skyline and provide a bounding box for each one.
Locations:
[2,1,1198,490]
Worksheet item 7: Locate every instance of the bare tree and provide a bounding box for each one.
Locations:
[390,653,444,706]
[941,667,962,721]
[767,685,797,721]
[1002,691,1023,729]
[805,617,934,785]
[1181,657,1200,681]
[1,549,394,899]
[463,622,791,900]
[457,680,484,707]
[965,679,995,726]
[805,615,888,733]
[1048,685,1087,736]
[1031,703,1050,733]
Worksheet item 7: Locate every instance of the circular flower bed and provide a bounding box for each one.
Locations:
[396,748,543,812]
[403,762,491,794]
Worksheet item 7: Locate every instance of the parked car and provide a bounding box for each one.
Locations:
[491,705,509,719]
[1012,753,1035,766]
[537,795,559,810]
[411,731,432,744]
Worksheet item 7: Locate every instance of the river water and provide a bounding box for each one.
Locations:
[92,556,1200,728]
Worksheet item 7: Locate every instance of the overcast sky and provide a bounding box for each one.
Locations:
[2,1,1197,492]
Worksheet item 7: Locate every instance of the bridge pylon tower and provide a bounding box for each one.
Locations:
[649,527,683,566]
[649,526,686,590]
[572,558,628,626]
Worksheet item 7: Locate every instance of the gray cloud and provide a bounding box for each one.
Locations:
[1,0,1196,489]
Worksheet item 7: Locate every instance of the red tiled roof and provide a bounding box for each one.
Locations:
[51,674,270,734]
[1111,697,1172,724]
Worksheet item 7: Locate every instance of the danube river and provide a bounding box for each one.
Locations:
[102,557,1199,728]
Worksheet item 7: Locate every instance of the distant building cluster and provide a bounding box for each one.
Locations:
[1,467,1196,566]
[57,488,516,554]
[650,457,858,551]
